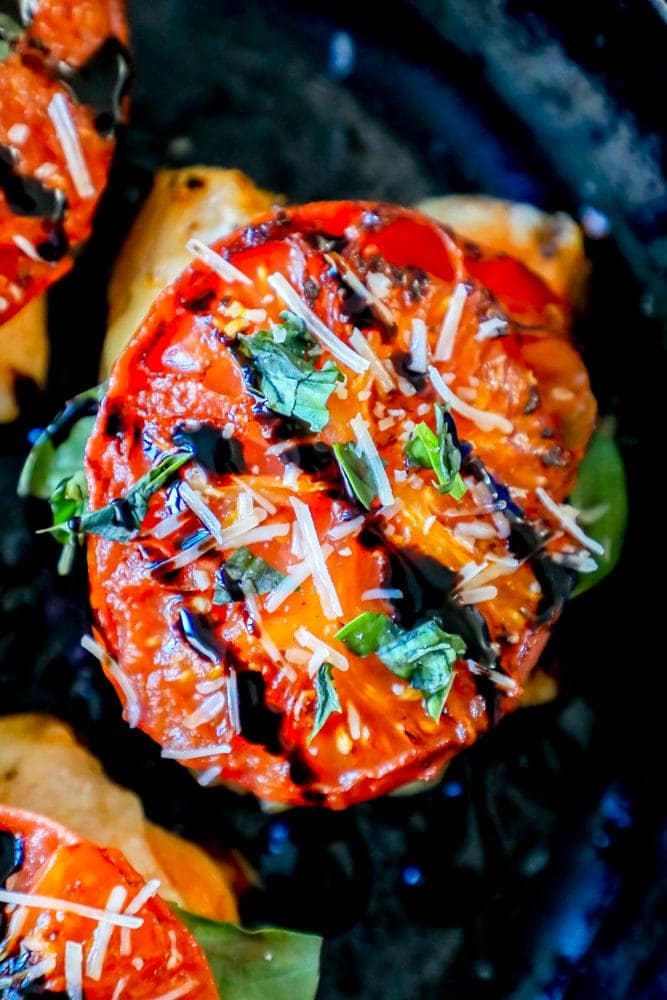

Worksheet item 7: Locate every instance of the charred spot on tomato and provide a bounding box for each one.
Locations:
[236,671,283,755]
[523,385,541,414]
[178,607,226,664]
[283,442,335,475]
[303,276,319,303]
[59,37,132,136]
[540,444,568,468]
[180,287,217,313]
[305,231,348,254]
[0,145,66,221]
[172,424,245,475]
[185,174,205,190]
[0,830,22,886]
[104,406,124,439]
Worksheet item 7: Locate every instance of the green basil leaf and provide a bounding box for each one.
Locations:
[46,471,88,576]
[335,611,396,657]
[174,909,321,1000]
[17,385,104,500]
[337,613,465,719]
[570,419,628,597]
[78,450,191,541]
[238,315,342,432]
[332,442,377,509]
[310,663,342,741]
[213,547,286,605]
[405,405,466,500]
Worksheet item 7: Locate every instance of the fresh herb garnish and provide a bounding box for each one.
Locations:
[332,442,377,509]
[570,418,628,596]
[68,450,191,542]
[337,612,465,720]
[213,547,286,605]
[18,384,104,501]
[310,662,342,741]
[174,908,321,1000]
[237,312,342,432]
[405,405,466,500]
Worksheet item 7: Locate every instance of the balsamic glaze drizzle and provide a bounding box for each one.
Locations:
[172,424,245,475]
[58,37,131,136]
[0,146,65,222]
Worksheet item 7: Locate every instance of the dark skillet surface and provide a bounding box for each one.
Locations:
[0,1,663,997]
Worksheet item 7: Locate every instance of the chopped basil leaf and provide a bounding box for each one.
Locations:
[174,908,321,1000]
[76,451,191,541]
[336,613,465,720]
[238,313,342,432]
[405,405,466,500]
[570,419,628,597]
[332,442,377,509]
[47,471,88,575]
[335,611,396,656]
[310,663,341,741]
[18,384,104,500]
[214,547,286,605]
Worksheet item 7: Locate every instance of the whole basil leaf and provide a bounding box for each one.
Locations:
[17,384,104,500]
[570,419,628,597]
[174,909,322,1000]
[335,611,396,656]
[332,442,377,509]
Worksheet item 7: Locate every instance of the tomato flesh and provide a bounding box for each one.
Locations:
[86,201,596,808]
[0,0,128,323]
[0,804,218,997]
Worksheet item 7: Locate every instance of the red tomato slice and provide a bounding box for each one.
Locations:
[0,0,129,323]
[0,804,218,998]
[86,201,596,808]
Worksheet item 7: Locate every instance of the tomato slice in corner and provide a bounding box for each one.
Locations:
[0,804,218,998]
[86,200,596,809]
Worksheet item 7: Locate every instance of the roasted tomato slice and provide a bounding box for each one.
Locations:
[0,805,218,998]
[0,0,129,323]
[86,201,596,809]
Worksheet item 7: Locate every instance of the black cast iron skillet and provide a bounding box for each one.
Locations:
[0,1,662,997]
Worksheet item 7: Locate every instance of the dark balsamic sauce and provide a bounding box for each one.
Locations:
[0,146,66,222]
[283,442,335,475]
[237,671,283,754]
[35,224,69,264]
[59,37,132,136]
[0,830,22,887]
[305,231,348,254]
[391,350,426,392]
[172,424,245,475]
[178,608,226,664]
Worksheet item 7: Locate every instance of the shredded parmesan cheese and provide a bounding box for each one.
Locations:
[295,627,348,671]
[267,272,369,374]
[350,413,394,507]
[81,635,141,728]
[361,588,404,601]
[86,885,128,980]
[535,487,605,555]
[409,318,429,373]
[327,515,364,541]
[428,365,513,435]
[475,315,508,341]
[12,235,42,262]
[150,981,197,1000]
[434,283,467,361]
[186,238,251,284]
[161,743,232,760]
[457,585,498,605]
[264,542,334,613]
[0,889,142,929]
[64,941,83,1000]
[179,482,224,544]
[47,93,95,198]
[289,499,343,619]
[227,668,241,734]
[349,328,396,393]
[183,692,226,729]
